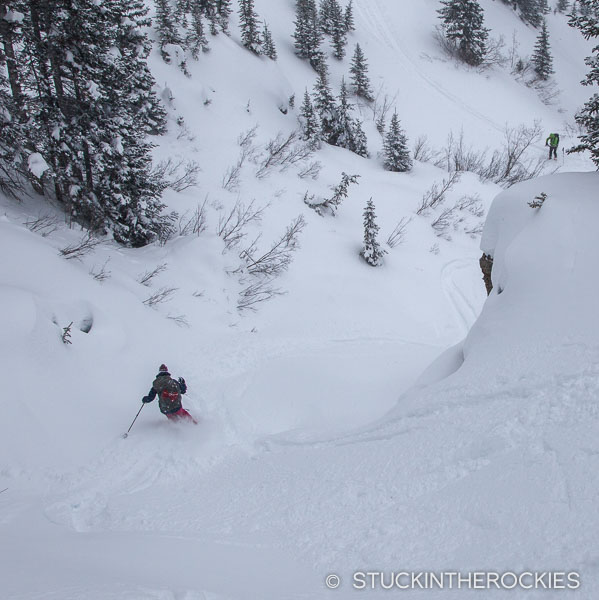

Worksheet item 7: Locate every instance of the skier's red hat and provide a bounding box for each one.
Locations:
[159,364,169,372]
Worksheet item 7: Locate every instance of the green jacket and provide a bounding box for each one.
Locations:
[546,133,559,148]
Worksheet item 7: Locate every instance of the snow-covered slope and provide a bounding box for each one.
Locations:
[2,1,598,598]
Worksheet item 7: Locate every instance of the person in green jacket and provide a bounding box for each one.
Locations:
[546,132,559,160]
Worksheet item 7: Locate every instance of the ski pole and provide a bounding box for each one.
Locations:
[0,488,7,495]
[123,404,144,439]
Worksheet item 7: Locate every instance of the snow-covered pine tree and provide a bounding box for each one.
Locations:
[556,0,570,12]
[294,0,325,71]
[313,66,338,144]
[516,0,544,27]
[437,0,490,66]
[531,19,554,79]
[330,0,347,59]
[344,0,356,32]
[569,0,599,166]
[262,21,277,59]
[334,79,368,156]
[216,0,232,33]
[350,43,374,101]
[155,0,184,62]
[114,0,168,135]
[299,89,321,147]
[188,1,210,58]
[361,198,386,266]
[319,0,334,35]
[238,0,261,53]
[8,0,169,246]
[383,111,413,172]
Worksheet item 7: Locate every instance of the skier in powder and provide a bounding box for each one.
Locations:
[142,364,197,423]
[546,132,559,160]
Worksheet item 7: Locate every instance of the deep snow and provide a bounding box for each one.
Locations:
[2,0,599,598]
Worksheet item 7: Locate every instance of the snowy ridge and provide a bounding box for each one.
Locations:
[2,0,599,598]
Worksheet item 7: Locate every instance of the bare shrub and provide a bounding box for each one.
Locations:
[217,199,265,250]
[143,286,178,307]
[179,199,208,236]
[61,322,73,345]
[479,35,507,70]
[237,279,283,311]
[298,161,322,180]
[412,135,437,163]
[456,193,484,217]
[304,173,360,216]
[370,87,398,134]
[138,263,168,287]
[89,259,111,282]
[24,214,58,237]
[431,205,458,240]
[167,314,190,327]
[255,131,314,178]
[416,172,460,216]
[386,216,412,248]
[434,130,487,173]
[241,216,306,277]
[59,232,102,260]
[154,158,200,192]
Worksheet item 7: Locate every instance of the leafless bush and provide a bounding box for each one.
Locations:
[217,199,265,250]
[138,263,168,287]
[480,122,543,186]
[179,199,208,236]
[298,161,322,180]
[465,223,484,236]
[238,126,259,161]
[24,214,58,237]
[61,322,73,345]
[237,279,283,311]
[240,216,306,277]
[89,259,111,282]
[416,172,461,216]
[255,131,314,178]
[412,135,437,163]
[531,79,560,106]
[156,213,178,246]
[431,205,458,240]
[167,313,190,327]
[304,173,360,216]
[143,286,178,307]
[479,35,507,70]
[455,193,484,217]
[434,130,487,173]
[222,163,242,191]
[59,232,102,260]
[386,216,412,248]
[370,87,398,134]
[154,158,200,192]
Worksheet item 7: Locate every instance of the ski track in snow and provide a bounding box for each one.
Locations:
[441,258,483,335]
[354,0,505,134]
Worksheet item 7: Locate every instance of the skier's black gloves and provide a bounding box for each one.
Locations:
[142,396,151,403]
[178,377,185,386]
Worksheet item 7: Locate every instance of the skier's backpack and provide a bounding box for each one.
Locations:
[550,133,559,147]
[153,375,182,414]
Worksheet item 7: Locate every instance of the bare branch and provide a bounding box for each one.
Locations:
[138,263,168,287]
[59,232,102,260]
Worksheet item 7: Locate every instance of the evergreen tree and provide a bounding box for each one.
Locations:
[312,66,337,143]
[333,79,368,156]
[569,0,599,166]
[556,0,570,12]
[516,0,544,27]
[361,198,385,266]
[350,43,374,101]
[344,0,356,32]
[294,0,325,70]
[437,0,490,66]
[238,0,261,53]
[188,1,210,57]
[216,0,232,33]
[329,0,347,59]
[4,0,169,246]
[319,0,334,34]
[531,19,554,79]
[299,89,321,147]
[155,0,183,61]
[383,111,412,172]
[262,21,277,59]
